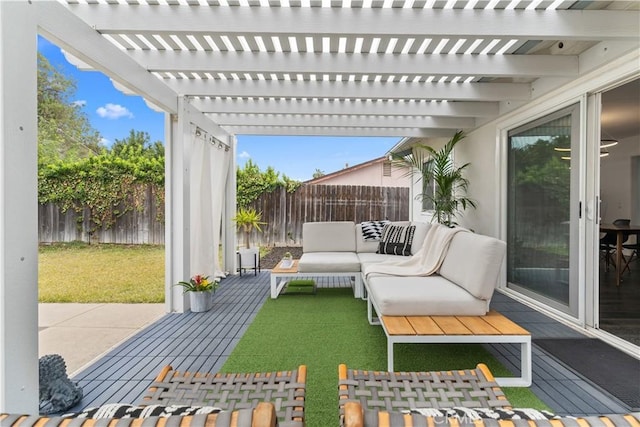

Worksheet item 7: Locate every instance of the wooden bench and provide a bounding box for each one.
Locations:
[380,310,531,387]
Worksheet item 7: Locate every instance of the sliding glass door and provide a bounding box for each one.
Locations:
[507,104,580,315]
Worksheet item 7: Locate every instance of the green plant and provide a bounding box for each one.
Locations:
[232,207,266,249]
[175,274,219,293]
[392,130,476,227]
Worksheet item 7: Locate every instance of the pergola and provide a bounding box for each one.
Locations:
[1,0,639,413]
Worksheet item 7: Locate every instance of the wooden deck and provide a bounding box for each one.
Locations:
[67,271,632,416]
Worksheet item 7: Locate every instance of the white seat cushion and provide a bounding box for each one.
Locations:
[357,252,401,266]
[367,275,488,316]
[298,252,361,272]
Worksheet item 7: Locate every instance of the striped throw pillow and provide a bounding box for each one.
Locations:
[377,224,415,256]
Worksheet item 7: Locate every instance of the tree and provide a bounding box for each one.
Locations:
[312,169,325,179]
[236,160,302,208]
[392,130,476,227]
[110,129,164,159]
[37,53,102,164]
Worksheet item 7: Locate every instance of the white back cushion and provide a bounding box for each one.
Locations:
[410,222,430,255]
[439,232,506,300]
[302,221,356,252]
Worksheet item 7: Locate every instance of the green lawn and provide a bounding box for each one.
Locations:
[38,242,165,303]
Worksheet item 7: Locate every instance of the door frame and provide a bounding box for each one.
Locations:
[494,55,638,335]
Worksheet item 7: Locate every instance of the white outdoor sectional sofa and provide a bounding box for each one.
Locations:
[297,221,507,321]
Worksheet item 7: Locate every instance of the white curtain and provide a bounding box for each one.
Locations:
[189,129,230,280]
[209,139,230,279]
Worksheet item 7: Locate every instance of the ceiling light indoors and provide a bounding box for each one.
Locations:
[600,139,618,149]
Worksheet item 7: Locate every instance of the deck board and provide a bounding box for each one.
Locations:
[66,273,634,416]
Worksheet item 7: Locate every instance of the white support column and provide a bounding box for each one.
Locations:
[224,135,238,274]
[0,1,39,413]
[165,98,192,313]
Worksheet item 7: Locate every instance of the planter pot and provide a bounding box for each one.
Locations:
[238,247,260,269]
[189,290,213,312]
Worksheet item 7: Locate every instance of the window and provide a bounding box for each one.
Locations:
[506,104,579,313]
[382,161,392,176]
[421,160,435,211]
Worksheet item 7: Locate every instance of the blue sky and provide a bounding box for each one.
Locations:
[38,36,401,181]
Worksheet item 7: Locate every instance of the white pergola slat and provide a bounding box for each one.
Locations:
[67,6,640,41]
[167,79,533,101]
[220,125,455,137]
[208,113,475,128]
[191,98,500,117]
[36,1,180,114]
[129,50,579,78]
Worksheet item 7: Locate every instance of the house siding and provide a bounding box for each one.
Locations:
[308,158,411,187]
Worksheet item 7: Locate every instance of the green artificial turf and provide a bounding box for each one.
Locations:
[222,287,549,427]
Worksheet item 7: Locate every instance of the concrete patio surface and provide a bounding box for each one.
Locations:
[38,303,165,376]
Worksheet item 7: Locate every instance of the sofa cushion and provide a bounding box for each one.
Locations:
[298,252,361,272]
[377,224,416,256]
[356,221,410,253]
[367,275,488,316]
[439,232,506,301]
[408,407,558,421]
[410,222,430,255]
[302,221,356,252]
[357,252,402,267]
[360,220,390,241]
[63,403,222,418]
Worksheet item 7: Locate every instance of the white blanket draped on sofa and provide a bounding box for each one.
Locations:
[363,224,467,279]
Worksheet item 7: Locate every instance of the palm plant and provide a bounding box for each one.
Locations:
[232,207,266,249]
[392,130,476,227]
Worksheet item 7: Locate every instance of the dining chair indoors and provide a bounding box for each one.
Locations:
[600,218,631,272]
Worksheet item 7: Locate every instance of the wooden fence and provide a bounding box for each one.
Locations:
[38,184,164,245]
[38,184,409,246]
[248,184,410,246]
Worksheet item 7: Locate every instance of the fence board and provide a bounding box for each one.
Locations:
[39,184,165,245]
[39,184,408,246]
[248,184,409,246]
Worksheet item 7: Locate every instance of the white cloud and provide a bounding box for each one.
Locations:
[100,137,111,146]
[72,100,87,107]
[96,103,134,119]
[238,151,251,158]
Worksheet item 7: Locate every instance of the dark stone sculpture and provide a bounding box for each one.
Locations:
[38,354,83,415]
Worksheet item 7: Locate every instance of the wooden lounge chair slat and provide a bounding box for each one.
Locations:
[455,316,500,335]
[0,407,277,427]
[431,317,472,335]
[406,316,443,335]
[139,366,306,425]
[338,363,512,426]
[483,311,530,335]
[382,316,415,335]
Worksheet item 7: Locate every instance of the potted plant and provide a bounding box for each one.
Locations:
[281,251,294,268]
[176,274,220,312]
[232,207,266,271]
[392,130,476,227]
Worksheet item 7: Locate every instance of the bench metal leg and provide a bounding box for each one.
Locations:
[495,338,532,387]
[270,275,288,299]
[353,275,363,299]
[381,333,532,387]
[367,297,380,326]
